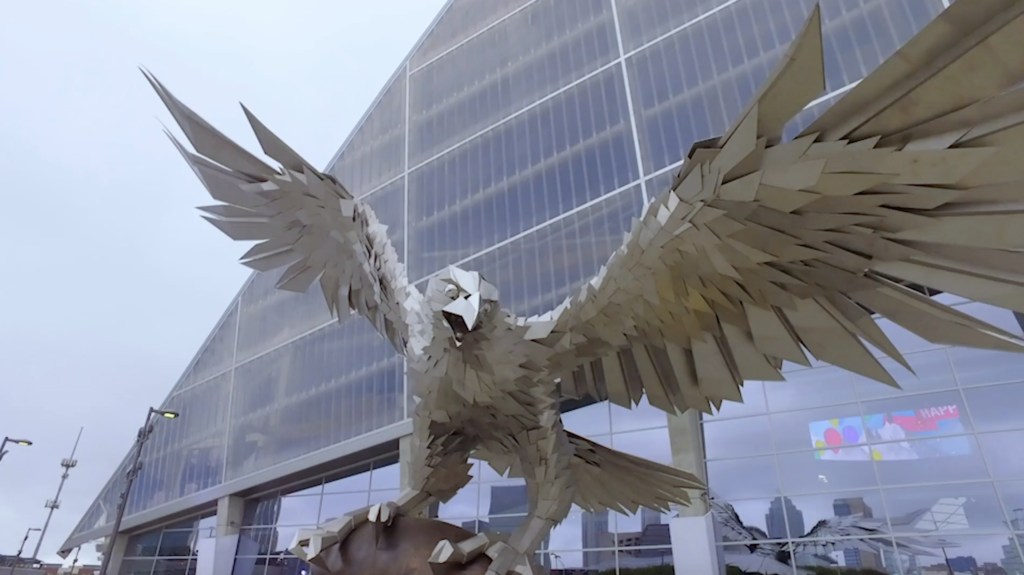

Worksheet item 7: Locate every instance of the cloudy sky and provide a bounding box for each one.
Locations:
[0,0,445,564]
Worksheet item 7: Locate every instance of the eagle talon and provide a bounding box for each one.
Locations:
[368,500,402,547]
[483,542,540,575]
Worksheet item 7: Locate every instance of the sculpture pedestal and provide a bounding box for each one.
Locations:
[309,516,492,575]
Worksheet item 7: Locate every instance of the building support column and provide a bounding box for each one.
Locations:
[665,410,723,575]
[100,534,128,575]
[196,495,244,575]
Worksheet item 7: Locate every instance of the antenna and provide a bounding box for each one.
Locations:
[33,427,83,560]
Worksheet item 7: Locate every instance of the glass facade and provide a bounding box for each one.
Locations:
[67,0,1024,573]
[232,456,401,575]
[117,513,215,575]
[706,301,1024,574]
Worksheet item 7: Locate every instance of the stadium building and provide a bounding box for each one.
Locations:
[62,1,1024,573]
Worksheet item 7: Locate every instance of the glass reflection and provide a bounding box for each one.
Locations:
[873,435,988,487]
[612,428,674,466]
[853,349,956,400]
[965,383,1024,434]
[407,69,640,280]
[562,401,611,437]
[776,449,880,494]
[981,431,1024,481]
[704,416,774,460]
[707,456,780,500]
[884,482,1007,534]
[409,0,618,164]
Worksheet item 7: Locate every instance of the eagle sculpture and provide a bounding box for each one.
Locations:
[145,0,1024,573]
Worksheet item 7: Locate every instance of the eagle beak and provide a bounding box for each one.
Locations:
[442,293,482,343]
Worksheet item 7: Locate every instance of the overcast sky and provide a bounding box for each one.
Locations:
[0,0,445,564]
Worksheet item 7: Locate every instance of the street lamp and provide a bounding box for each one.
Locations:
[0,436,33,463]
[98,407,179,575]
[8,527,41,575]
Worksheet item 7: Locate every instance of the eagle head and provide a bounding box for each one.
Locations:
[427,265,501,346]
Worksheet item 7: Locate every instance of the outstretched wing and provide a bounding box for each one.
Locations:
[711,500,770,545]
[144,71,421,354]
[794,514,952,558]
[526,0,1024,414]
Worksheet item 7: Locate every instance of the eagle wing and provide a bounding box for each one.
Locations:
[525,0,1024,414]
[145,71,421,354]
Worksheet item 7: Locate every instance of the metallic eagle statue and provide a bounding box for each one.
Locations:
[145,0,1024,572]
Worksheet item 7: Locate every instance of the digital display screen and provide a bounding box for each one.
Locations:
[809,405,972,460]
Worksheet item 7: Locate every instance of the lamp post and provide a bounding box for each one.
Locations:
[0,436,33,463]
[98,408,178,575]
[8,527,41,575]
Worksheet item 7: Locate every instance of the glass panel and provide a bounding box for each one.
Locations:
[370,462,401,490]
[263,555,310,575]
[226,319,403,481]
[319,491,369,524]
[890,534,1022,575]
[439,481,479,521]
[185,303,238,386]
[704,380,766,420]
[627,0,945,175]
[156,529,195,558]
[277,495,321,526]
[230,556,268,575]
[543,504,584,551]
[853,348,956,400]
[410,0,532,69]
[424,187,644,319]
[997,481,1024,531]
[873,435,988,486]
[125,530,163,558]
[771,403,863,454]
[151,558,190,575]
[615,546,674,571]
[611,428,674,466]
[562,401,611,437]
[615,0,734,52]
[776,449,880,494]
[706,456,780,500]
[883,482,1007,533]
[480,480,529,517]
[765,366,858,412]
[713,498,777,542]
[323,466,372,493]
[328,71,405,196]
[786,490,887,539]
[407,68,640,280]
[703,415,774,460]
[410,0,618,164]
[125,372,230,517]
[235,269,332,363]
[981,431,1024,480]
[949,347,1024,388]
[610,395,667,433]
[118,559,156,575]
[860,390,971,443]
[369,489,402,507]
[965,383,1024,434]
[362,178,406,262]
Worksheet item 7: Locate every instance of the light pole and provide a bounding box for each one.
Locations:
[34,428,84,560]
[0,436,33,463]
[67,547,80,575]
[98,408,178,575]
[8,527,41,575]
